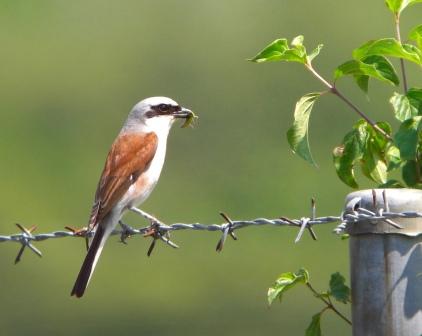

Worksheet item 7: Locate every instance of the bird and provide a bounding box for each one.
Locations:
[71,96,195,298]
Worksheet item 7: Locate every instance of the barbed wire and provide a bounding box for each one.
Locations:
[1,190,422,263]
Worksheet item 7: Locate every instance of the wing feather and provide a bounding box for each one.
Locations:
[88,132,158,229]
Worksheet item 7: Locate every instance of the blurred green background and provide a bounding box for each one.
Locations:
[0,1,420,335]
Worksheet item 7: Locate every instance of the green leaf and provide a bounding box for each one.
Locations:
[354,75,369,93]
[250,36,324,65]
[328,272,351,304]
[390,88,422,122]
[291,35,304,48]
[385,0,422,14]
[391,92,416,121]
[402,160,422,186]
[249,37,306,64]
[361,142,388,184]
[353,38,422,65]
[334,60,364,80]
[407,88,422,112]
[333,120,369,188]
[335,55,399,88]
[385,0,402,13]
[333,120,392,187]
[379,179,404,188]
[287,93,322,166]
[386,144,402,171]
[305,313,322,336]
[333,146,357,188]
[308,44,324,62]
[250,38,288,63]
[371,121,392,150]
[409,24,422,49]
[267,268,309,305]
[290,35,308,62]
[394,116,422,160]
[364,55,399,85]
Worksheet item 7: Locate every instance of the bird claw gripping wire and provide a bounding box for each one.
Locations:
[65,226,90,251]
[14,224,42,264]
[118,221,133,245]
[216,212,238,252]
[129,207,179,256]
[143,222,179,257]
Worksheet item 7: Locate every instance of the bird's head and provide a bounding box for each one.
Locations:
[125,96,195,133]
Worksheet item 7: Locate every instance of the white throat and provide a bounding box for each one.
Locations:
[122,117,172,185]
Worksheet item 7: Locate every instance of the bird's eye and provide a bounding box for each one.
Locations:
[158,104,169,112]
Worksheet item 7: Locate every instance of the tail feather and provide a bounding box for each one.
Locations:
[71,225,107,298]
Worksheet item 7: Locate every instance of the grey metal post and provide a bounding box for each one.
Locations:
[345,189,422,336]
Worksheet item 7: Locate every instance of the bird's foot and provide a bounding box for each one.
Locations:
[129,207,164,226]
[129,207,178,256]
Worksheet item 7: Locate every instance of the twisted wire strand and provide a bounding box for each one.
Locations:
[2,198,422,262]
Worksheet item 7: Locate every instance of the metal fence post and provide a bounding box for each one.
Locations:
[345,189,422,336]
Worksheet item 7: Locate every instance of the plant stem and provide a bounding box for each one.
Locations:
[395,14,408,93]
[305,63,393,141]
[306,282,352,326]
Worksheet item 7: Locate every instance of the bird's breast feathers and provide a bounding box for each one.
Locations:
[89,131,168,229]
[122,130,168,207]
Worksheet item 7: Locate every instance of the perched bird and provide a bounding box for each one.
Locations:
[71,97,195,298]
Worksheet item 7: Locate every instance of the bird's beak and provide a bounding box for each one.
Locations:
[172,107,194,119]
[172,107,198,128]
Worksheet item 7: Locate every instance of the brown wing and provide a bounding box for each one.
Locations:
[88,132,158,229]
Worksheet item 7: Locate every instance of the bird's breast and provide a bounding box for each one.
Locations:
[121,136,168,209]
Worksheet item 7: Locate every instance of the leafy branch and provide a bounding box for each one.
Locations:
[306,61,393,142]
[267,268,351,336]
[249,0,422,189]
[386,0,422,93]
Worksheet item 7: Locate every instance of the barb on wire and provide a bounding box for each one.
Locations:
[1,190,421,263]
[216,212,238,252]
[380,190,402,229]
[65,226,90,250]
[294,198,318,243]
[143,222,179,257]
[308,198,318,240]
[13,224,42,264]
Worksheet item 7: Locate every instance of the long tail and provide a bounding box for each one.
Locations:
[71,225,109,298]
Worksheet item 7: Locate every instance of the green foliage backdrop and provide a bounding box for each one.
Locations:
[0,1,420,335]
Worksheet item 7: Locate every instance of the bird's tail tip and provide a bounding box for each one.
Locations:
[70,225,106,298]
